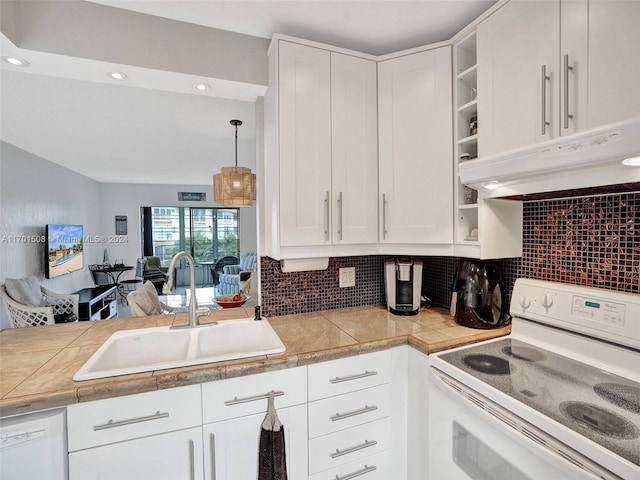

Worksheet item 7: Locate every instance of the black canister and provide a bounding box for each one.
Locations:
[450,259,510,329]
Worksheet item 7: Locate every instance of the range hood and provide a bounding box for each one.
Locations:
[459,117,640,198]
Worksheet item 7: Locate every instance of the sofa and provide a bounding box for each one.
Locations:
[217,252,257,295]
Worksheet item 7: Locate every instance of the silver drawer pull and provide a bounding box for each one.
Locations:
[335,465,377,480]
[93,410,169,431]
[330,370,378,384]
[330,405,378,422]
[224,390,284,406]
[330,439,377,459]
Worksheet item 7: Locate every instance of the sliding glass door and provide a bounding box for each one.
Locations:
[142,207,239,267]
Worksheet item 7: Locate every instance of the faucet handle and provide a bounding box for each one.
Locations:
[196,306,211,318]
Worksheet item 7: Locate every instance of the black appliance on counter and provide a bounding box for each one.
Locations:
[385,257,422,316]
[450,258,510,329]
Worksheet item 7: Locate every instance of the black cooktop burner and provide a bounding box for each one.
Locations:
[594,383,640,415]
[560,401,640,439]
[502,345,546,362]
[462,354,511,375]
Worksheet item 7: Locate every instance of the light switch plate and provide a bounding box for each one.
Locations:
[339,267,356,288]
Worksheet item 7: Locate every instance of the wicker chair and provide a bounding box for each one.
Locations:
[0,284,79,328]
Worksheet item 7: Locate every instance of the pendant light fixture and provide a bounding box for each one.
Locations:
[213,119,256,207]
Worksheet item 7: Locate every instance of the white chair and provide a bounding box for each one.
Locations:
[0,280,79,328]
[127,280,174,317]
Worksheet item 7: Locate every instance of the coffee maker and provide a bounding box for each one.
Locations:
[385,257,422,316]
[450,258,510,329]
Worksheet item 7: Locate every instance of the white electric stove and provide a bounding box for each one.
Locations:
[428,278,640,480]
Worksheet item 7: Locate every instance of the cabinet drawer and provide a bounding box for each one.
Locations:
[308,417,390,474]
[202,366,307,424]
[308,384,390,438]
[309,451,390,480]
[308,350,391,401]
[67,384,201,452]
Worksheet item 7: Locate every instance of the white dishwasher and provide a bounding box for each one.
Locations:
[0,408,67,480]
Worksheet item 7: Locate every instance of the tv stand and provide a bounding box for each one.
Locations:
[75,285,117,321]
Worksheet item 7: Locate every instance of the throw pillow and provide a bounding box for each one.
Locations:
[5,277,44,307]
[128,280,162,315]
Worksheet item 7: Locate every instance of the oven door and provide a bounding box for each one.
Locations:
[427,367,619,480]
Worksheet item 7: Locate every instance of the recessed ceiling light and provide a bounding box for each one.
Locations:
[621,155,640,166]
[2,55,29,67]
[194,83,210,92]
[484,180,502,190]
[107,71,127,80]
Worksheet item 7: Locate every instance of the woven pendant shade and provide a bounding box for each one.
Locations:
[213,119,256,207]
[213,167,256,206]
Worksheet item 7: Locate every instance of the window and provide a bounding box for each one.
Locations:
[141,207,239,267]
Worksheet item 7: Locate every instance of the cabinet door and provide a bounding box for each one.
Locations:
[477,0,560,156]
[278,41,332,247]
[331,52,379,245]
[566,0,640,132]
[378,47,453,244]
[203,404,308,480]
[69,427,203,480]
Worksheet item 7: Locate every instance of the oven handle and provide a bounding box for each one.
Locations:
[428,367,620,480]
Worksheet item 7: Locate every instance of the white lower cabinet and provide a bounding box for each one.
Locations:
[203,404,308,480]
[308,417,390,474]
[69,427,203,480]
[67,384,203,480]
[308,451,391,480]
[201,366,309,480]
[307,349,404,480]
[65,349,411,480]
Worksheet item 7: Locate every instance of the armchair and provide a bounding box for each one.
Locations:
[217,252,257,295]
[0,277,79,327]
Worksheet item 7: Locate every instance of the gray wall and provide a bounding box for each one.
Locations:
[0,142,258,328]
[0,142,103,327]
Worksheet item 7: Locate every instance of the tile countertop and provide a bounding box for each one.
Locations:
[0,304,510,417]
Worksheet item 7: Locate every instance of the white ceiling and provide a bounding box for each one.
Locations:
[1,0,498,185]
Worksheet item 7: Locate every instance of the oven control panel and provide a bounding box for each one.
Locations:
[511,279,640,350]
[571,296,626,327]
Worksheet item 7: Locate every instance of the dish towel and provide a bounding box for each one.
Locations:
[258,393,287,480]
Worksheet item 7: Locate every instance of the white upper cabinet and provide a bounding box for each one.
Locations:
[277,40,332,247]
[567,0,640,132]
[478,0,640,158]
[378,47,453,245]
[477,0,560,156]
[331,52,379,246]
[263,38,379,258]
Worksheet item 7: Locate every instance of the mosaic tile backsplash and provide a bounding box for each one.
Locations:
[260,191,639,317]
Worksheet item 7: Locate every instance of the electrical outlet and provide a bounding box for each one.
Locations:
[339,267,356,288]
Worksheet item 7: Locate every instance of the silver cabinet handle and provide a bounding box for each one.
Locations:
[324,191,330,241]
[334,465,377,480]
[330,439,377,458]
[93,410,169,431]
[563,54,574,129]
[330,405,378,422]
[188,439,195,480]
[330,370,378,384]
[224,390,284,406]
[382,194,388,240]
[337,191,343,241]
[210,433,217,480]
[541,65,551,135]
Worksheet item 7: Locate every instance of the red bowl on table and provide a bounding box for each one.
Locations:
[214,295,250,308]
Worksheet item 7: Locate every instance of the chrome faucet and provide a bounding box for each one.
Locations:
[163,251,214,328]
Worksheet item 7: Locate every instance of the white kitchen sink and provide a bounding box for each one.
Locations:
[73,318,286,381]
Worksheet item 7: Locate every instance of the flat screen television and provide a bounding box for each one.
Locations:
[45,224,84,279]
